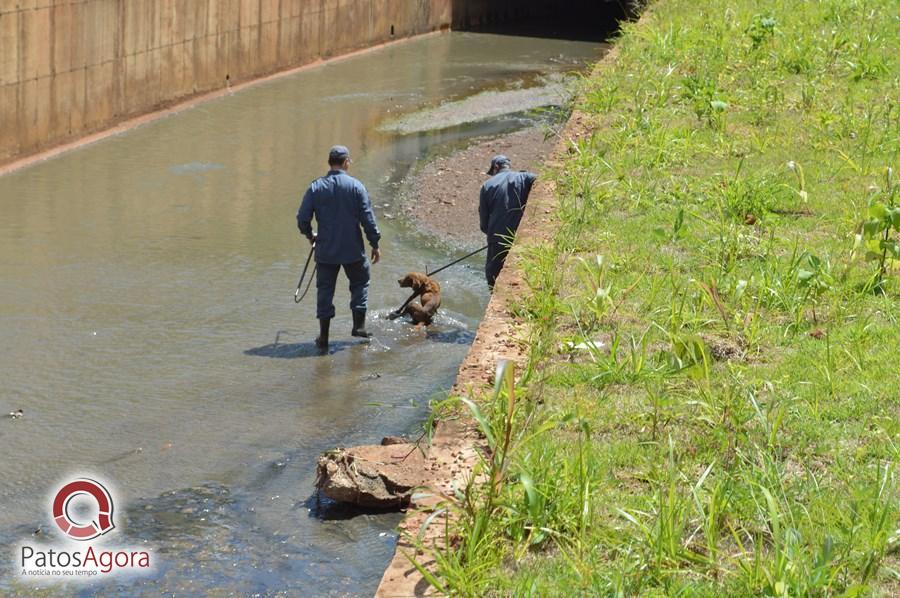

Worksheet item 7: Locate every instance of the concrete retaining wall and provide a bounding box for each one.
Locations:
[0,0,451,165]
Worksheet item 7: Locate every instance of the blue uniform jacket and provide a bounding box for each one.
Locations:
[297,170,381,265]
[479,168,537,244]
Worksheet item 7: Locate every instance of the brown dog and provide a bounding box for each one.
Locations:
[396,272,441,325]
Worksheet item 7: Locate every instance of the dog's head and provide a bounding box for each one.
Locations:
[398,272,429,292]
[398,272,440,294]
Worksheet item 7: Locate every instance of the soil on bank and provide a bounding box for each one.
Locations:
[400,126,556,247]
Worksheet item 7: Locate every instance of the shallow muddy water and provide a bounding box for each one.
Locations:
[0,32,602,594]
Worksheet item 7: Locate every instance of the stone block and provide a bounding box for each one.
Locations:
[84,61,114,128]
[159,42,179,98]
[51,2,72,75]
[124,0,149,56]
[221,0,241,34]
[239,0,259,31]
[173,0,188,43]
[299,7,319,62]
[177,39,192,94]
[7,0,37,12]
[286,0,303,19]
[49,68,71,138]
[218,28,238,81]
[83,0,116,67]
[260,0,278,24]
[22,6,52,80]
[34,75,51,143]
[0,10,18,85]
[66,66,86,134]
[237,23,258,78]
[259,20,277,69]
[145,46,161,106]
[19,78,39,148]
[187,0,206,41]
[0,83,19,159]
[158,0,175,48]
[122,51,143,114]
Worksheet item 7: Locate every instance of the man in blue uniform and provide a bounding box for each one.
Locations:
[298,145,381,350]
[479,155,537,289]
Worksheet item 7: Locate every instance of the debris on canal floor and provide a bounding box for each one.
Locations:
[315,441,429,509]
[316,429,483,512]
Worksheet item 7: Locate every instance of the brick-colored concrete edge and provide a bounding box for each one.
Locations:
[0,30,446,178]
[374,43,623,598]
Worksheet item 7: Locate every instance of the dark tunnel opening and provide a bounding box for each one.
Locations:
[451,0,642,42]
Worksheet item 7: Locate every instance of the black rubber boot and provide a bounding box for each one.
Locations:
[351,310,371,338]
[315,318,330,351]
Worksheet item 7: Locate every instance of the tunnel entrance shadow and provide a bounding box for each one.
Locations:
[452,1,636,43]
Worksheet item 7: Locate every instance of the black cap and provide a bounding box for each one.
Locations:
[487,154,510,174]
[328,145,351,163]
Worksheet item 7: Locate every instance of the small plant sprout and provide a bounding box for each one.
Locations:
[859,166,899,293]
[796,253,833,323]
[709,100,728,131]
[787,160,808,203]
[747,14,778,48]
[654,207,686,242]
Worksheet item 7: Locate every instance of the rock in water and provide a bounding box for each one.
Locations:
[315,444,427,509]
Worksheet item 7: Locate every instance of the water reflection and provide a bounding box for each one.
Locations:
[0,32,602,594]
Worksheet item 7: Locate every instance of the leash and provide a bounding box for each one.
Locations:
[294,242,317,304]
[426,244,488,276]
[390,245,489,317]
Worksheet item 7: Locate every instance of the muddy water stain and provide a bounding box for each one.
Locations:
[0,33,602,593]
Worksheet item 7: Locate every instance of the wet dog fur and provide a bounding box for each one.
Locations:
[397,272,441,325]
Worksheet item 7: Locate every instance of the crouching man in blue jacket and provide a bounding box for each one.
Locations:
[479,155,536,289]
[298,145,381,350]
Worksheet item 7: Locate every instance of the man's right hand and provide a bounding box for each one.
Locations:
[309,233,317,245]
[371,248,381,264]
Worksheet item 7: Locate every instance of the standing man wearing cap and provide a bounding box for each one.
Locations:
[298,145,381,350]
[479,155,537,289]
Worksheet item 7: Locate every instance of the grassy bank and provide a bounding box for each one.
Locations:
[418,0,898,594]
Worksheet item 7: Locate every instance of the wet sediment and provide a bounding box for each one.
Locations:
[400,126,557,249]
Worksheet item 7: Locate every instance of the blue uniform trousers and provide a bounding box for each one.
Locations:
[316,259,370,320]
[486,242,507,288]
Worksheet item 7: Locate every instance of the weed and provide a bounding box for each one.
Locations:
[856,167,899,293]
[746,14,777,49]
[421,0,900,593]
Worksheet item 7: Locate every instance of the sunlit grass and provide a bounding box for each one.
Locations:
[414,0,898,594]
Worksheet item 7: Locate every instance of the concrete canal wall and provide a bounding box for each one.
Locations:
[0,0,452,165]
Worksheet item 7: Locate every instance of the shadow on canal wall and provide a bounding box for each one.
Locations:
[0,0,453,167]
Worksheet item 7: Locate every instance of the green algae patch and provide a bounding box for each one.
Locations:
[413,0,899,594]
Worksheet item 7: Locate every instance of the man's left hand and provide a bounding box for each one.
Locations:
[371,248,381,264]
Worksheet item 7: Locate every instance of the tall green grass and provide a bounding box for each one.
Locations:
[415,0,898,594]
